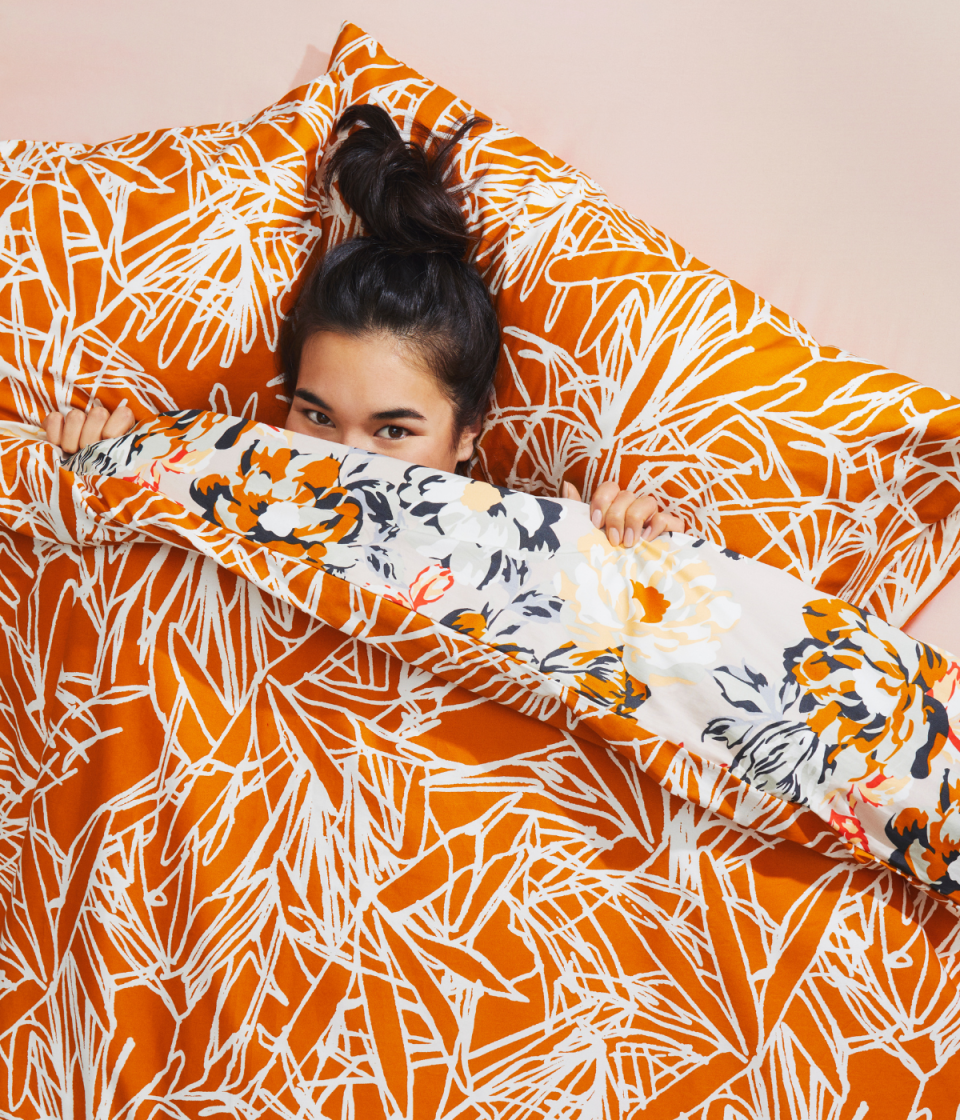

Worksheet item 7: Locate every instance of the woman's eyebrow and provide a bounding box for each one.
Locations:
[372,407,428,422]
[294,388,331,409]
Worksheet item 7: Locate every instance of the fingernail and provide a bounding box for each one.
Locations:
[117,397,129,410]
[608,527,620,547]
[591,509,603,528]
[623,528,634,547]
[642,525,653,541]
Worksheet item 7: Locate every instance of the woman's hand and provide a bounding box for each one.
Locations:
[561,480,684,546]
[43,400,137,454]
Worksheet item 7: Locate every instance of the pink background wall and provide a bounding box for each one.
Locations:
[1,0,958,646]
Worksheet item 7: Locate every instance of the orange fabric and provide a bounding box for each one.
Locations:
[0,91,332,427]
[2,425,960,1115]
[2,20,960,1117]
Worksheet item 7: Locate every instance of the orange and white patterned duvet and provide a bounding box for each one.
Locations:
[3,18,960,1118]
[1,413,960,1119]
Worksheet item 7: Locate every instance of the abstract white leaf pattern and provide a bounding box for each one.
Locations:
[2,415,960,1115]
[1,19,960,1120]
[0,87,332,426]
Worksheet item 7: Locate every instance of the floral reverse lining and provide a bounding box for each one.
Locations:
[67,411,960,895]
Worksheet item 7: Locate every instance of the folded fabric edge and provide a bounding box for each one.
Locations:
[80,466,869,878]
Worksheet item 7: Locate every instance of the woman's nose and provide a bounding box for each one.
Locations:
[311,427,372,452]
[339,429,378,454]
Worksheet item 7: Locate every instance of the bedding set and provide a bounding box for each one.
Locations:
[2,22,960,1120]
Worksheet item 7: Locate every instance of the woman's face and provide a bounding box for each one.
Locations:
[284,331,479,473]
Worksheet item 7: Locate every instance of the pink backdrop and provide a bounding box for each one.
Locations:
[2,0,958,646]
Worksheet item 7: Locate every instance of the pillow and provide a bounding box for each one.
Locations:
[321,23,960,625]
[2,21,958,625]
[0,84,336,427]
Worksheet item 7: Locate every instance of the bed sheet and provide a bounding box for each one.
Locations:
[1,416,960,1118]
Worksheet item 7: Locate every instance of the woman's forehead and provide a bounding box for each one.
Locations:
[297,332,452,416]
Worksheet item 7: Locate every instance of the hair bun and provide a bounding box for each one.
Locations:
[325,104,483,260]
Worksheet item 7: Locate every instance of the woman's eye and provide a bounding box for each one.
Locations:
[376,424,411,440]
[305,409,333,427]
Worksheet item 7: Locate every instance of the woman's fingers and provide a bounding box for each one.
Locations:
[560,478,687,546]
[101,400,136,439]
[584,480,686,546]
[42,412,64,446]
[78,404,110,450]
[623,494,663,545]
[588,479,622,529]
[561,481,582,502]
[608,492,657,546]
[590,488,651,546]
[54,403,108,454]
[641,510,686,542]
[58,409,88,454]
[44,399,137,453]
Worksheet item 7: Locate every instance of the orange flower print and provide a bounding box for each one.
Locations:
[376,565,456,612]
[780,598,960,890]
[564,643,650,717]
[886,790,960,893]
[705,598,960,892]
[928,655,960,751]
[192,442,361,565]
[786,599,951,789]
[829,807,871,852]
[441,609,488,640]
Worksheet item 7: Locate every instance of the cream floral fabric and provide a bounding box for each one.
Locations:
[69,412,960,895]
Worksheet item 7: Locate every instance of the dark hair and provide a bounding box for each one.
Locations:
[279,104,500,443]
